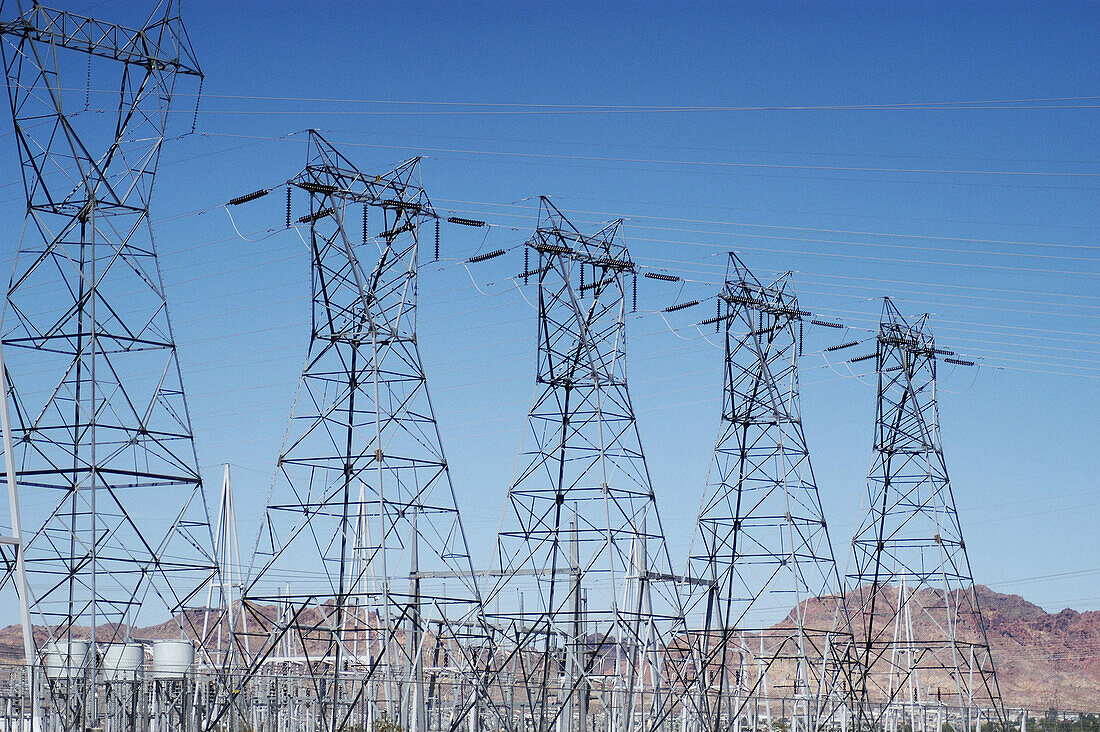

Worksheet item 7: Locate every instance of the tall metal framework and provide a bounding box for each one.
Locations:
[241,132,490,732]
[0,0,215,655]
[847,299,1005,729]
[484,199,689,732]
[684,254,858,732]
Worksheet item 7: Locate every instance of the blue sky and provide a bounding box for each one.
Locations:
[0,1,1096,614]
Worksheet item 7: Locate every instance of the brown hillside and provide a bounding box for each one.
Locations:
[785,586,1100,710]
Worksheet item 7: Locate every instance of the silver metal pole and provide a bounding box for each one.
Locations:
[0,337,34,664]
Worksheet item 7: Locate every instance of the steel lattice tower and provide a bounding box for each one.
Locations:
[684,254,859,732]
[241,132,490,732]
[847,299,1005,730]
[484,199,689,732]
[0,0,215,658]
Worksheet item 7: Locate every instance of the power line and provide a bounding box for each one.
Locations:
[193,133,1100,192]
[435,198,1100,251]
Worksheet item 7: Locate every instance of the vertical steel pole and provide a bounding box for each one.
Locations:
[0,337,34,664]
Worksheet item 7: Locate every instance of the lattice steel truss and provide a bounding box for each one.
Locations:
[0,0,214,655]
[240,132,490,732]
[847,299,1005,728]
[684,254,859,732]
[484,199,690,732]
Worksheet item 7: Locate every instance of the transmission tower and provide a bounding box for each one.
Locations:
[240,132,490,732]
[484,199,690,732]
[0,0,215,662]
[846,299,1006,730]
[683,254,859,732]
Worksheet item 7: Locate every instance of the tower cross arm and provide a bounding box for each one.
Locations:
[291,165,436,218]
[0,5,202,76]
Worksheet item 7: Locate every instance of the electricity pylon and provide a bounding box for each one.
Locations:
[684,254,859,732]
[847,299,1005,729]
[484,199,690,732]
[241,132,489,732]
[0,0,215,665]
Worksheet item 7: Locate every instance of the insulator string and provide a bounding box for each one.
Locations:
[191,76,204,134]
[228,189,270,206]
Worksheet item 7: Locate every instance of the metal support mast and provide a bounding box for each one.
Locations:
[485,199,689,732]
[684,254,859,732]
[0,337,33,666]
[242,132,490,732]
[0,0,215,660]
[203,465,249,668]
[847,299,1006,730]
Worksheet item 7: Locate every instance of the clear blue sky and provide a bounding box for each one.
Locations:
[0,1,1095,614]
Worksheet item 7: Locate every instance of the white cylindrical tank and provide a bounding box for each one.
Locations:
[151,640,194,679]
[101,643,144,681]
[43,640,91,679]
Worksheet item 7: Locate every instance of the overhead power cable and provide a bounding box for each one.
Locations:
[193,132,1100,192]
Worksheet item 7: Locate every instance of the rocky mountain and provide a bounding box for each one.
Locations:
[783,586,1100,711]
[974,586,1100,710]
